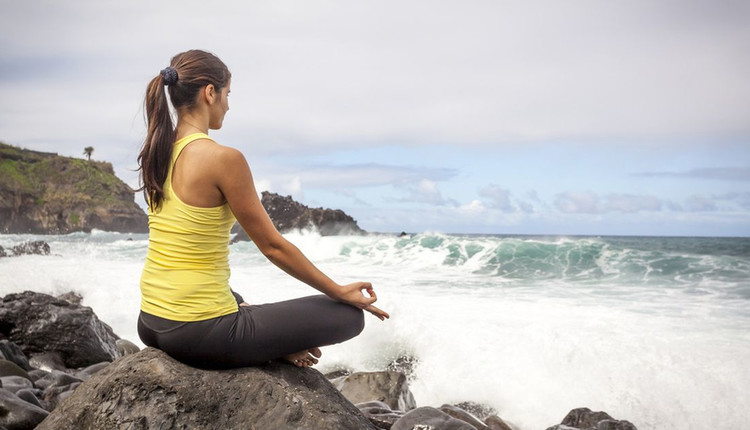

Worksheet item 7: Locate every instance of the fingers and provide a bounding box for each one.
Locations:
[365,304,390,321]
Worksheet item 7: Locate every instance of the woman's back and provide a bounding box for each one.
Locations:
[140,133,238,322]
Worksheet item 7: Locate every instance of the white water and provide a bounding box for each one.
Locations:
[1,231,748,429]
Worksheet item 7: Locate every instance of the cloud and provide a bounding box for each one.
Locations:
[554,192,600,214]
[392,179,458,207]
[254,163,457,189]
[635,167,750,182]
[478,185,515,212]
[2,0,750,161]
[604,194,663,213]
[685,195,718,212]
[554,192,666,214]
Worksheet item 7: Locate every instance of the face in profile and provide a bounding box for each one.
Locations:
[209,79,231,130]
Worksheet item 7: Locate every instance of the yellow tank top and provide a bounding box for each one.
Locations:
[140,133,239,321]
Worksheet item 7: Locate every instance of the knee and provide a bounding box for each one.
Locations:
[345,305,365,338]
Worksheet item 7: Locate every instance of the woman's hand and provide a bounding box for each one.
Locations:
[338,282,390,321]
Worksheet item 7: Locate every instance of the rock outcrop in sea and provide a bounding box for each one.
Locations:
[231,191,365,242]
[0,290,639,430]
[0,142,147,234]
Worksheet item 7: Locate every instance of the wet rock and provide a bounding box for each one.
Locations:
[0,376,33,394]
[547,408,638,430]
[115,338,140,356]
[485,414,515,430]
[0,341,31,371]
[74,362,110,381]
[440,404,489,430]
[231,191,365,242]
[26,369,50,384]
[0,387,49,430]
[33,370,82,391]
[56,291,82,306]
[2,241,51,257]
[15,388,45,409]
[43,382,81,411]
[392,406,478,430]
[334,371,417,411]
[357,401,406,429]
[0,291,120,368]
[453,401,498,421]
[0,359,29,379]
[29,352,66,372]
[36,347,377,430]
[385,355,419,380]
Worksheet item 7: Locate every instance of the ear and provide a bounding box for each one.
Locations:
[204,84,217,105]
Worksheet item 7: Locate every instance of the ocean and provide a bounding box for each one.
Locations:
[1,231,748,429]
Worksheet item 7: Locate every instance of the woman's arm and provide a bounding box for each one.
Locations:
[214,147,389,320]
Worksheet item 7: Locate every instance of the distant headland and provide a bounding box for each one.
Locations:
[0,142,147,234]
[0,142,364,236]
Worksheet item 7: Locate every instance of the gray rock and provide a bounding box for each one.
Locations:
[335,371,417,411]
[453,402,498,421]
[0,388,49,429]
[26,369,50,384]
[9,241,50,257]
[392,406,478,430]
[0,359,30,379]
[0,291,120,368]
[357,401,405,429]
[546,426,579,430]
[43,382,81,411]
[231,191,365,242]
[36,347,378,430]
[548,408,638,430]
[15,388,45,410]
[0,376,33,394]
[56,291,82,306]
[33,371,83,391]
[385,355,419,380]
[0,341,31,371]
[440,404,489,430]
[115,338,140,356]
[485,414,515,430]
[74,362,110,381]
[29,352,66,372]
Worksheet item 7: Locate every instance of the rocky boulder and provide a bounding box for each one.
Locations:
[332,370,417,412]
[546,408,637,430]
[0,291,120,368]
[37,347,378,430]
[231,191,365,242]
[0,240,50,258]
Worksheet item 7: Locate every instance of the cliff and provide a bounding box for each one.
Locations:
[231,191,365,242]
[0,142,147,234]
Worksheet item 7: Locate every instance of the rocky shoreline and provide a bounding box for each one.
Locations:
[0,290,638,430]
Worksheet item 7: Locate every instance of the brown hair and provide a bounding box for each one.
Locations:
[137,50,231,210]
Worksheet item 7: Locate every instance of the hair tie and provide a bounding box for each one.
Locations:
[160,67,178,86]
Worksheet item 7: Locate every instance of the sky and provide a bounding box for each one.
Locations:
[1,0,749,236]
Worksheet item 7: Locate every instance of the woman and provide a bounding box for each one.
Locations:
[137,50,388,369]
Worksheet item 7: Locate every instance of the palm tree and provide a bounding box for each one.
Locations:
[83,146,94,161]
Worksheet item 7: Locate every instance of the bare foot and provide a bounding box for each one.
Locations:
[282,347,322,368]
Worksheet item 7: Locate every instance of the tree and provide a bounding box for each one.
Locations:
[83,146,94,161]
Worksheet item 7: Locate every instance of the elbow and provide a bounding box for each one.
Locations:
[258,236,287,263]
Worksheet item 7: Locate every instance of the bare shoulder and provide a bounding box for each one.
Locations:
[184,139,246,166]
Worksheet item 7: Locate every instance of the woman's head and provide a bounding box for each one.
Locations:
[138,50,231,210]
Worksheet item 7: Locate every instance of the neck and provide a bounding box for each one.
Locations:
[176,112,209,138]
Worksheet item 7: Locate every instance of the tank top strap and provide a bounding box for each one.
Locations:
[172,133,214,164]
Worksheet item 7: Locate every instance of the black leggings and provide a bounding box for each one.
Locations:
[137,291,364,369]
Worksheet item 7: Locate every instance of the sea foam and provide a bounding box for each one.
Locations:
[1,231,748,429]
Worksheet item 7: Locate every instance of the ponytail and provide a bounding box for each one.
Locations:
[137,50,230,211]
[137,74,175,211]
